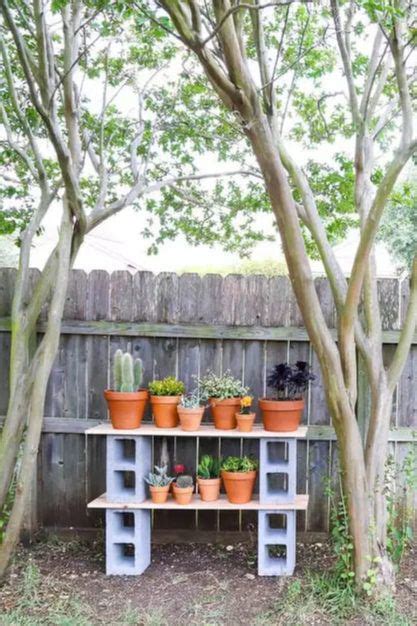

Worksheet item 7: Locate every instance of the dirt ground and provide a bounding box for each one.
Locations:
[0,537,416,625]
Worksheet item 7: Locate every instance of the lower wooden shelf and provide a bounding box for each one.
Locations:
[88,493,309,511]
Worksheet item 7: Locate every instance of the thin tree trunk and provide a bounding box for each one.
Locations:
[0,207,73,579]
[0,383,30,510]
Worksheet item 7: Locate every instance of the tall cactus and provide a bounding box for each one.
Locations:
[120,353,134,392]
[113,350,143,392]
[113,349,123,392]
[134,358,143,389]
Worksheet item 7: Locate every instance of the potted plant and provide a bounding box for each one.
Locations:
[104,350,148,429]
[221,456,258,504]
[177,392,205,431]
[236,396,255,432]
[197,455,221,502]
[197,370,248,430]
[259,361,315,431]
[144,465,174,504]
[149,376,185,428]
[172,474,194,505]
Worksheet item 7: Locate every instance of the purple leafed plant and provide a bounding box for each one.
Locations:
[266,361,316,401]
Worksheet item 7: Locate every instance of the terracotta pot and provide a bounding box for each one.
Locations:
[172,484,194,505]
[197,477,221,502]
[178,406,204,431]
[221,470,257,504]
[151,395,181,428]
[236,412,256,432]
[209,397,241,430]
[104,389,148,429]
[259,399,304,432]
[149,485,170,504]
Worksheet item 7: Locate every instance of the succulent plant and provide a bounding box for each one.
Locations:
[148,376,185,396]
[134,357,143,389]
[144,465,174,487]
[197,454,220,479]
[113,349,123,391]
[175,474,193,489]
[266,361,315,400]
[221,456,258,473]
[113,349,143,392]
[179,391,203,408]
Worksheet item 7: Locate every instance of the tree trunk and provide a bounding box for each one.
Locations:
[245,113,396,590]
[0,208,74,579]
[0,380,30,510]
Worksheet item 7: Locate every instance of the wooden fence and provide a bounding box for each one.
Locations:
[0,268,416,536]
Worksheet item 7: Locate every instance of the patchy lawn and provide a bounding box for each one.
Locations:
[0,537,416,625]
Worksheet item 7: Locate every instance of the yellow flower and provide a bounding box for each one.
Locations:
[240,395,252,408]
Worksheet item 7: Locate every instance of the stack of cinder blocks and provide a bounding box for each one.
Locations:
[105,435,151,575]
[258,438,297,575]
[101,431,301,576]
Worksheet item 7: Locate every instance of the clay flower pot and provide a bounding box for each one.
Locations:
[221,470,257,504]
[197,477,221,502]
[151,395,181,428]
[178,406,204,431]
[236,412,256,432]
[104,389,148,429]
[259,399,304,432]
[149,485,170,504]
[172,484,194,505]
[209,398,241,430]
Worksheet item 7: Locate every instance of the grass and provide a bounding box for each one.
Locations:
[0,560,169,626]
[1,561,93,626]
[253,572,412,626]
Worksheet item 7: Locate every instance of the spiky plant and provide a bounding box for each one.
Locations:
[176,475,193,489]
[120,353,135,392]
[134,358,143,389]
[113,349,123,391]
[197,455,220,479]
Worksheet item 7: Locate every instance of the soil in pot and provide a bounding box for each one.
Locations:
[151,395,181,428]
[197,477,221,502]
[221,470,257,504]
[104,389,148,429]
[178,407,204,431]
[236,412,256,432]
[259,399,304,432]
[149,485,170,504]
[209,398,241,430]
[172,484,194,505]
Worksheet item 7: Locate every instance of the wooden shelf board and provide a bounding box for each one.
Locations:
[88,493,309,511]
[85,423,308,439]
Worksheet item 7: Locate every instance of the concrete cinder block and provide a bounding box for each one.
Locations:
[259,438,297,504]
[106,435,151,502]
[106,509,151,575]
[257,510,296,576]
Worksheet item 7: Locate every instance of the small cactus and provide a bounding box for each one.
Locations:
[176,475,193,489]
[113,349,123,392]
[120,353,134,392]
[134,358,143,389]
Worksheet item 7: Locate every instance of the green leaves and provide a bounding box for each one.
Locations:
[378,178,417,271]
[221,456,258,473]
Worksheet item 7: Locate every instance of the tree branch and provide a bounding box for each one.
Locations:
[199,0,311,47]
[388,256,417,390]
[330,0,360,125]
